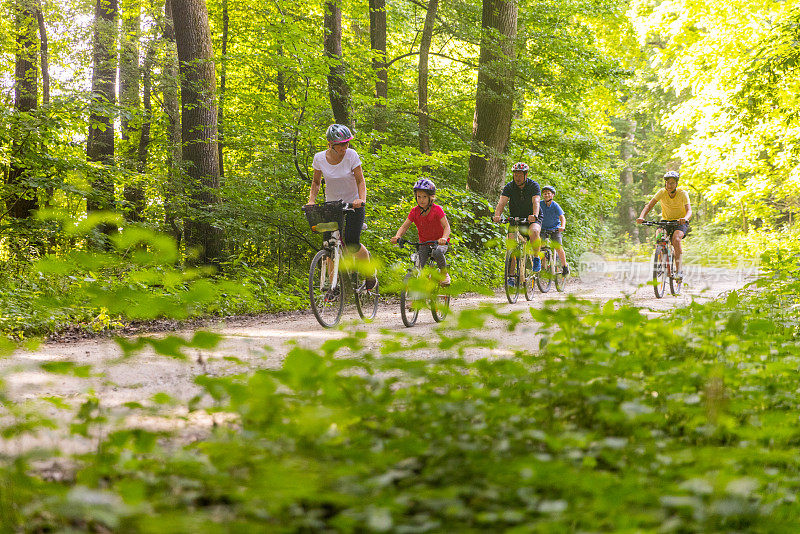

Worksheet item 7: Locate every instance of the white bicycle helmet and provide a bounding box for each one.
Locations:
[663,170,679,181]
[326,123,354,144]
[511,162,529,173]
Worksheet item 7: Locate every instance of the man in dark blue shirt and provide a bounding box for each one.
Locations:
[492,162,542,272]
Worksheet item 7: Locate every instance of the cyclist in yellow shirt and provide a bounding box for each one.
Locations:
[636,170,693,280]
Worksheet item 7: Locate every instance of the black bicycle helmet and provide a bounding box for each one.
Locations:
[326,123,354,144]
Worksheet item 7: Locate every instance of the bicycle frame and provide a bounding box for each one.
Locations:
[303,201,379,327]
[396,239,450,326]
[642,220,681,297]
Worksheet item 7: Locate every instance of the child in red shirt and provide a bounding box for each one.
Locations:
[391,178,451,285]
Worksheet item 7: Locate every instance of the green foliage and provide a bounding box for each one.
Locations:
[3,243,800,530]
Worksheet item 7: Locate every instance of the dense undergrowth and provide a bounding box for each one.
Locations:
[0,214,505,340]
[1,233,800,531]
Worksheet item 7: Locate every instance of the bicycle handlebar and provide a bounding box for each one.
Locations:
[495,216,530,224]
[641,220,680,228]
[396,238,448,248]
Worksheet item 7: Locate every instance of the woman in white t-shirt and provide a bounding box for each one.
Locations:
[306,124,375,289]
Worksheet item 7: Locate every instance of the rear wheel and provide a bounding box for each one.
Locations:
[309,249,344,328]
[400,272,420,327]
[653,246,667,298]
[536,249,553,293]
[431,291,450,322]
[354,271,379,320]
[504,250,521,303]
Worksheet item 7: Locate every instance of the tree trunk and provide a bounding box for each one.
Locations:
[418,0,438,156]
[619,119,639,242]
[137,40,154,174]
[7,0,39,220]
[467,0,518,197]
[218,0,228,178]
[36,4,48,105]
[369,0,387,139]
[120,0,145,222]
[86,0,118,242]
[171,0,222,264]
[163,0,183,243]
[324,0,351,126]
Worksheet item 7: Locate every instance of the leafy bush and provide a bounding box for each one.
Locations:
[3,244,800,530]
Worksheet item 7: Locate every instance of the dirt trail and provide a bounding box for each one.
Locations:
[1,262,755,454]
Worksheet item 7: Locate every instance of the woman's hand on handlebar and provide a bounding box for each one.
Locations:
[636,218,644,224]
[492,215,501,223]
[353,199,365,208]
[390,236,400,244]
[437,237,448,245]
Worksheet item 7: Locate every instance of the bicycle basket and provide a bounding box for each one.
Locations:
[302,200,344,233]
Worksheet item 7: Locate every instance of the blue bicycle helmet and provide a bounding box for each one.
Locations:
[542,185,556,195]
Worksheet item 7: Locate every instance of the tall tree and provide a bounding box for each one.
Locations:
[6,0,40,220]
[35,2,48,106]
[120,0,145,222]
[86,0,119,240]
[163,0,184,242]
[369,0,387,137]
[467,0,518,197]
[618,119,639,242]
[418,0,438,156]
[170,0,222,264]
[324,0,351,126]
[218,0,228,178]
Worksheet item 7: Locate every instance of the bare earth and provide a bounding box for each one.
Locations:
[1,261,756,455]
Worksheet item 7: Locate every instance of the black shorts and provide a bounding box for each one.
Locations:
[663,221,690,238]
[324,205,365,253]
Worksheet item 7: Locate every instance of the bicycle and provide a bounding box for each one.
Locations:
[641,220,682,298]
[396,238,451,327]
[302,200,379,328]
[536,228,566,293]
[497,217,536,303]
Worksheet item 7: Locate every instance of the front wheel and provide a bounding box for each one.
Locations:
[504,250,521,304]
[553,249,565,292]
[523,253,536,301]
[309,249,344,328]
[400,272,420,327]
[669,252,682,296]
[653,246,667,298]
[354,271,379,320]
[536,249,553,293]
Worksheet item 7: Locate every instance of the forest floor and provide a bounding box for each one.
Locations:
[1,260,758,460]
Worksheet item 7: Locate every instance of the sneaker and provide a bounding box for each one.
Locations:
[324,286,340,301]
[532,257,541,272]
[440,273,451,286]
[365,276,377,291]
[674,271,683,282]
[562,264,570,276]
[506,276,517,287]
